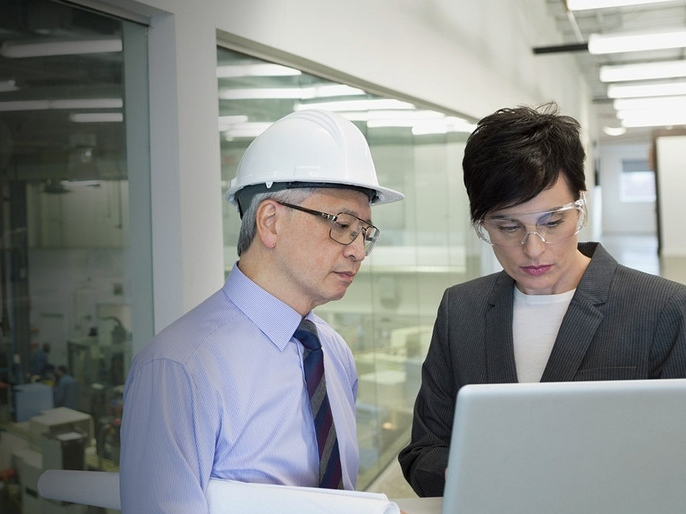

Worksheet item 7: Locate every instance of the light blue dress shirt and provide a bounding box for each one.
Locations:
[120,264,359,513]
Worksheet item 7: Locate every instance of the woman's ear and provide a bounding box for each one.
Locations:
[255,200,280,249]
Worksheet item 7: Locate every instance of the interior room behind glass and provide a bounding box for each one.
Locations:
[0,4,140,508]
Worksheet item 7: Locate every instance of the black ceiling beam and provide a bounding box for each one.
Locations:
[533,42,589,54]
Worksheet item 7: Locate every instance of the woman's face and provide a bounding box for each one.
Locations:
[485,176,590,295]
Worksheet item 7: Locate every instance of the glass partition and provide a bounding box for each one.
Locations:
[0,0,151,480]
[217,46,482,489]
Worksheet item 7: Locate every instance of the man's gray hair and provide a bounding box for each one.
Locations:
[237,187,316,256]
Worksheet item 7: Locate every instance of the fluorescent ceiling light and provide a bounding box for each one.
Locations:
[602,125,628,136]
[411,118,477,135]
[367,119,419,128]
[0,38,122,58]
[64,180,101,187]
[0,98,123,112]
[216,63,301,78]
[220,88,304,100]
[296,99,415,112]
[341,109,447,122]
[0,100,50,111]
[52,99,123,109]
[619,109,686,127]
[217,107,468,138]
[218,115,249,131]
[360,111,475,134]
[219,84,364,100]
[607,80,686,98]
[568,0,678,10]
[218,115,249,124]
[221,122,273,139]
[588,29,686,54]
[600,60,686,82]
[617,106,686,119]
[70,113,123,123]
[613,95,686,110]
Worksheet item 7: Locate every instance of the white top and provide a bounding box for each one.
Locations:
[513,287,575,383]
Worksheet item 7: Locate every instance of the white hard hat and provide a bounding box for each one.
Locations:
[226,109,404,215]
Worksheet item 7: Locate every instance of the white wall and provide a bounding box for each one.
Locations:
[81,0,595,342]
[599,143,656,235]
[656,135,686,257]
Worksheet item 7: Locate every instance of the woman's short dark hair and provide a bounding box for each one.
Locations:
[462,102,587,222]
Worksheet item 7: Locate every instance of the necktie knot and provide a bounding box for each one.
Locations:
[295,319,321,351]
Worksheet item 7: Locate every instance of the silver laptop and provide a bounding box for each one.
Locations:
[442,379,686,514]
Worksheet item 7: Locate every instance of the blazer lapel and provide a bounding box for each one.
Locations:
[541,242,615,382]
[485,272,518,383]
[540,295,603,381]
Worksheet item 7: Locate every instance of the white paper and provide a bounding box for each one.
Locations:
[38,469,121,510]
[206,479,401,514]
[38,470,402,514]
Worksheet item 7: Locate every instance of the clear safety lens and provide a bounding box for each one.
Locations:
[475,198,586,247]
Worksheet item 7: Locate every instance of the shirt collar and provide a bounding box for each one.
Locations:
[223,263,305,351]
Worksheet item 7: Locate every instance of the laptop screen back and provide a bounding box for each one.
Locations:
[441,379,686,514]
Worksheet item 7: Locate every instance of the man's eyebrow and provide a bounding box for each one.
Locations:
[339,208,373,225]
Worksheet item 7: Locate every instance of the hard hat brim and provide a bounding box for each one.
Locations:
[226,179,404,215]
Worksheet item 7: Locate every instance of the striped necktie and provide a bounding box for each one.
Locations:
[294,319,344,489]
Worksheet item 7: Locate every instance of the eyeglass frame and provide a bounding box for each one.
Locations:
[276,201,380,256]
[474,195,587,247]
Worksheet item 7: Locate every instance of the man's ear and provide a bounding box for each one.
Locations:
[255,199,280,249]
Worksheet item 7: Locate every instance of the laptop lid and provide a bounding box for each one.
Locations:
[441,379,686,514]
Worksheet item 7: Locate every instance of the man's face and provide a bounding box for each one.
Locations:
[273,188,372,312]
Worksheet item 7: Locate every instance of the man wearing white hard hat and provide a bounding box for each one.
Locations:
[120,110,404,513]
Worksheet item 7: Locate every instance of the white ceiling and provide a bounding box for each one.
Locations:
[542,0,686,144]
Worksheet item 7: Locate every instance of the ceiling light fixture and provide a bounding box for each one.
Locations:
[296,99,415,112]
[216,63,301,78]
[600,60,686,82]
[350,110,447,122]
[613,95,686,111]
[617,106,686,119]
[51,99,124,109]
[219,84,365,100]
[567,0,678,10]
[0,98,123,112]
[588,29,686,54]
[607,80,686,98]
[602,126,628,136]
[618,110,686,127]
[0,38,122,58]
[411,118,477,135]
[221,122,273,139]
[69,113,123,123]
[218,115,249,132]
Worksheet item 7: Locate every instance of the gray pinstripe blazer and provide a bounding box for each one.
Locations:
[398,242,686,497]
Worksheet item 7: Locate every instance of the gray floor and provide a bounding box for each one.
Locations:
[365,233,686,500]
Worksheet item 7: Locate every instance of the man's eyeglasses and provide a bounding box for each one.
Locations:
[277,201,380,256]
[475,197,587,247]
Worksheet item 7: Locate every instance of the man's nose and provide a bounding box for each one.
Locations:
[346,232,367,261]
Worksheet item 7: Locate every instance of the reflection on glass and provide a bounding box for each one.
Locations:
[217,46,482,488]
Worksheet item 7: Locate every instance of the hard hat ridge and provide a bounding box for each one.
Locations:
[226,109,404,216]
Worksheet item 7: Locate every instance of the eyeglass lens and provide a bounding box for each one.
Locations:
[480,205,583,247]
[330,213,380,256]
